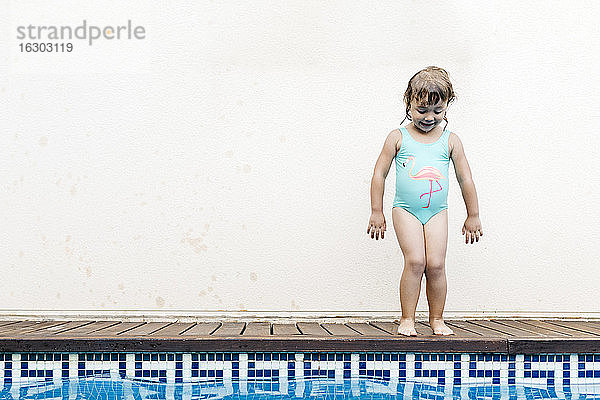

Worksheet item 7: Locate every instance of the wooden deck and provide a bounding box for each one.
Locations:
[1,319,600,354]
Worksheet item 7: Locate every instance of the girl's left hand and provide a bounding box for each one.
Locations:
[462,216,483,244]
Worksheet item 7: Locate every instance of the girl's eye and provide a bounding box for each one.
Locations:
[417,109,442,114]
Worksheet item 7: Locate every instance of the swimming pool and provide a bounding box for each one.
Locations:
[3,375,600,400]
[2,351,600,399]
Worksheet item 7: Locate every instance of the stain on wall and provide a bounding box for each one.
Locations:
[181,228,208,254]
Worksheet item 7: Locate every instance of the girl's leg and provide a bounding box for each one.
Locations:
[392,207,426,336]
[423,209,454,335]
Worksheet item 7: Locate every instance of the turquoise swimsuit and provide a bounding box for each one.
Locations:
[393,126,451,225]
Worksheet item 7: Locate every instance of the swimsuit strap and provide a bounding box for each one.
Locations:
[400,126,448,146]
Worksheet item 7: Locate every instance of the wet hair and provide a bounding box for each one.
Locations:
[400,66,456,129]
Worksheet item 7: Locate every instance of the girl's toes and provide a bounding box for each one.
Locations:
[397,320,418,336]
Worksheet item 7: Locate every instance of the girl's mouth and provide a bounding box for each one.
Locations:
[420,121,434,127]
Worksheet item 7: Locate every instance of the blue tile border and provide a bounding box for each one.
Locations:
[1,352,600,388]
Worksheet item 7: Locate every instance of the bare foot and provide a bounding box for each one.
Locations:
[397,317,418,336]
[429,319,455,335]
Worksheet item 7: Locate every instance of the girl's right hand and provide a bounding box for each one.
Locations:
[367,211,386,240]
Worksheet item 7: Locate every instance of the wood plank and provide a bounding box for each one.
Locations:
[2,318,600,354]
[0,321,41,334]
[321,323,361,336]
[0,321,22,328]
[508,337,600,355]
[180,322,220,336]
[469,320,545,337]
[149,323,196,336]
[0,337,509,353]
[0,321,69,336]
[415,322,435,336]
[490,320,574,337]
[25,321,96,336]
[211,322,245,336]
[272,323,301,336]
[369,321,400,335]
[542,320,600,336]
[417,321,484,337]
[118,322,172,336]
[524,320,599,338]
[583,320,600,330]
[55,321,121,336]
[446,320,511,337]
[86,322,146,337]
[296,322,331,336]
[243,322,270,336]
[346,322,391,336]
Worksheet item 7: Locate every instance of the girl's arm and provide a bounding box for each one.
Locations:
[370,130,399,212]
[368,130,399,240]
[450,133,483,244]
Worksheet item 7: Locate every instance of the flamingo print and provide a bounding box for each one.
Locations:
[402,155,445,208]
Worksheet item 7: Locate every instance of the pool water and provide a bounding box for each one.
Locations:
[2,376,600,400]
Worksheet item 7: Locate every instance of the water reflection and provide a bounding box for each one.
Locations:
[1,376,600,400]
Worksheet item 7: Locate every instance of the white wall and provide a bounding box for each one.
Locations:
[2,0,600,317]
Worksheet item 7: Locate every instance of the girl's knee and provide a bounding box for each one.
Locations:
[404,258,426,274]
[425,260,445,276]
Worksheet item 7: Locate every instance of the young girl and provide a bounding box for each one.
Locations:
[367,66,483,336]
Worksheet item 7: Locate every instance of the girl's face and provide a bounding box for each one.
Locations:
[410,97,447,133]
